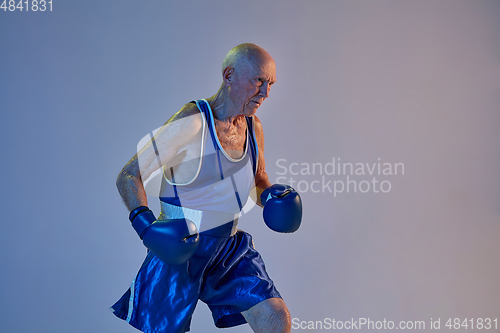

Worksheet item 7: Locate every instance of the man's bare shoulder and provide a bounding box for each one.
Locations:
[253,115,263,126]
[149,102,204,152]
[253,115,264,142]
[166,102,203,130]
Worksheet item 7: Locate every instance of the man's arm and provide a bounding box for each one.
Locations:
[252,115,272,208]
[116,103,203,266]
[116,103,203,211]
[252,116,302,233]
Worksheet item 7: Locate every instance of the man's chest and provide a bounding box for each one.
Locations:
[215,123,247,159]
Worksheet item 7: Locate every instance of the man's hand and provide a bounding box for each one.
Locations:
[129,206,200,265]
[260,184,302,233]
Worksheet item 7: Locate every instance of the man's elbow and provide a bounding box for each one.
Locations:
[116,169,128,195]
[116,167,137,193]
[117,159,142,187]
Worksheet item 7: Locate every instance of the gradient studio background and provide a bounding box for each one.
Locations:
[1,1,499,332]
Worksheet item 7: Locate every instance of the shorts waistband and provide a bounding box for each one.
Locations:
[159,200,238,237]
[200,221,238,238]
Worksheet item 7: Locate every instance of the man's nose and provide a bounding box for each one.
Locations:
[259,82,271,98]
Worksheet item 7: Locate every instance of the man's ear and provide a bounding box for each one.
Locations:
[222,66,234,86]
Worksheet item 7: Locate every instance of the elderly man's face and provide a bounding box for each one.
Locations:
[230,56,276,116]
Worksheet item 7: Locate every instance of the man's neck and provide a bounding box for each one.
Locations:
[206,87,245,126]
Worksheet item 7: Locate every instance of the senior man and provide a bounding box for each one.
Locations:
[111,43,302,333]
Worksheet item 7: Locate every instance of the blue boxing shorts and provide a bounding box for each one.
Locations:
[110,224,281,333]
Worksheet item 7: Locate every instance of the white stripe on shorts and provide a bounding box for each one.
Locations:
[126,279,135,323]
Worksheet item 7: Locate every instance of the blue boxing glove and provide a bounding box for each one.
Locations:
[129,206,199,265]
[260,184,302,233]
